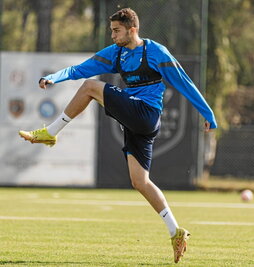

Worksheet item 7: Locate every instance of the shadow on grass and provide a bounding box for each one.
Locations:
[0,261,94,266]
[138,264,174,266]
[0,260,172,266]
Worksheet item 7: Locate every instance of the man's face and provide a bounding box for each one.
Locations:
[110,21,131,47]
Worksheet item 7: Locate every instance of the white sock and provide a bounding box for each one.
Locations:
[159,207,179,237]
[46,112,72,136]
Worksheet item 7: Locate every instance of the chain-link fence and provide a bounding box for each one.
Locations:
[210,126,254,178]
[97,0,207,188]
[103,0,203,54]
[2,0,252,180]
[97,0,254,180]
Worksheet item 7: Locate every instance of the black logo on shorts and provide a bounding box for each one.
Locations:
[109,85,122,92]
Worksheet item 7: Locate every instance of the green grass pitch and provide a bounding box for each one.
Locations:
[0,188,253,266]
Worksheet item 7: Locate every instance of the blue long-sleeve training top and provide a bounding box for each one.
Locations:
[43,38,217,128]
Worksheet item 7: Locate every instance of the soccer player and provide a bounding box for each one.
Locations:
[19,8,217,263]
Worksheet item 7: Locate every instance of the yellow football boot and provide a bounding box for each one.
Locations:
[171,228,190,263]
[19,127,57,147]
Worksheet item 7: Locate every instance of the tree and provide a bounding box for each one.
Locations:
[32,0,52,52]
[1,0,93,52]
[206,0,254,129]
[0,0,3,50]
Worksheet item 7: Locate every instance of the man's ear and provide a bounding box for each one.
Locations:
[129,26,138,35]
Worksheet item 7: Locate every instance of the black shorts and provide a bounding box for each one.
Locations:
[103,83,161,171]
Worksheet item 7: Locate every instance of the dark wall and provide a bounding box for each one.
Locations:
[211,127,254,178]
[97,60,202,189]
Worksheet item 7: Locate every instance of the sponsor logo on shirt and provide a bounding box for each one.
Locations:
[129,96,141,101]
[121,51,128,57]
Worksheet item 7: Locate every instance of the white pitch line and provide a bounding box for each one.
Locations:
[170,202,254,209]
[191,221,254,226]
[0,216,114,222]
[0,216,158,224]
[1,216,252,227]
[31,199,254,209]
[33,199,149,206]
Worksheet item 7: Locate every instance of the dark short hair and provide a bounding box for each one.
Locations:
[109,8,139,29]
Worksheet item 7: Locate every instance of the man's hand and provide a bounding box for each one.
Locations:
[39,78,53,89]
[204,121,211,133]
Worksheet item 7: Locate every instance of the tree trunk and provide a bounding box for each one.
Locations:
[0,0,3,50]
[34,0,52,52]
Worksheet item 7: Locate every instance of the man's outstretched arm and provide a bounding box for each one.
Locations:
[39,45,118,88]
[159,60,217,130]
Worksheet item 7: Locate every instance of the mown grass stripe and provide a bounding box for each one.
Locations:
[31,199,254,209]
[191,221,254,226]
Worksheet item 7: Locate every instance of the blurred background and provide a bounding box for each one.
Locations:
[0,0,253,190]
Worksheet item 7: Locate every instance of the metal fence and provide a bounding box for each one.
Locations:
[211,126,254,178]
[102,0,204,54]
[97,0,207,188]
[2,0,252,183]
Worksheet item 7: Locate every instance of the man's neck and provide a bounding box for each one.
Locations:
[125,37,143,50]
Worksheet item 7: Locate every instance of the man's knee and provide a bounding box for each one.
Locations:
[80,79,97,94]
[78,79,104,102]
[130,174,148,191]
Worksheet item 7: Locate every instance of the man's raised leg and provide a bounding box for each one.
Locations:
[19,79,105,146]
[64,79,105,119]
